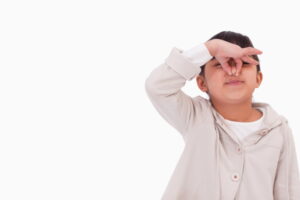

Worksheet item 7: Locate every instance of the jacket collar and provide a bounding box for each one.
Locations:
[251,102,286,132]
[206,100,286,145]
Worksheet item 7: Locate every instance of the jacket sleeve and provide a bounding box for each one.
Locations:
[144,44,212,140]
[273,122,300,200]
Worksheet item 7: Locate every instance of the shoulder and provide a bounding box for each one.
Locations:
[191,95,216,121]
[192,95,212,110]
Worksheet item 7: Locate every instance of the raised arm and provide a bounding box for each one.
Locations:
[144,43,212,140]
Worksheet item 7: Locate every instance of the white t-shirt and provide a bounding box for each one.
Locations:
[224,108,265,143]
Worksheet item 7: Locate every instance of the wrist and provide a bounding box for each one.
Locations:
[204,39,217,57]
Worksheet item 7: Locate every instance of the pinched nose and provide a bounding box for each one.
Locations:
[227,59,239,76]
[230,66,237,75]
[228,58,237,67]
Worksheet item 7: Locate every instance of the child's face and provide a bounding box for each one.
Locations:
[196,58,263,104]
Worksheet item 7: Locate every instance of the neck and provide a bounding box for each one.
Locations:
[210,98,262,122]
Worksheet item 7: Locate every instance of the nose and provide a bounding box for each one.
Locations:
[228,59,236,67]
[227,58,242,76]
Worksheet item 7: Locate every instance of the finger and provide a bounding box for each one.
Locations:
[242,47,263,55]
[234,58,242,76]
[242,56,259,65]
[231,66,237,75]
[217,57,232,75]
[221,62,233,75]
[242,47,263,56]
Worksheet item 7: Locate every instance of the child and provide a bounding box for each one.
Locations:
[145,31,300,200]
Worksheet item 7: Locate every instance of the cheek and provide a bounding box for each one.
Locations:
[206,71,225,88]
[244,71,259,85]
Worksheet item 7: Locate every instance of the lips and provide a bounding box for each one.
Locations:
[225,80,244,85]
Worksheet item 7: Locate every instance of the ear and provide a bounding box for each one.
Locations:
[255,71,263,88]
[196,75,208,92]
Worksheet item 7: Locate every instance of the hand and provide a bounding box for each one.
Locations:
[205,39,263,76]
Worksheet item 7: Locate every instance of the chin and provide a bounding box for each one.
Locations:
[223,94,252,104]
[210,89,253,104]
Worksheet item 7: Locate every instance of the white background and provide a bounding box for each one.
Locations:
[0,0,299,199]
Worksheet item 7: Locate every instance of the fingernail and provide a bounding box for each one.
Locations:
[232,68,236,74]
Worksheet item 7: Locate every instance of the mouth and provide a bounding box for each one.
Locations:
[225,80,244,86]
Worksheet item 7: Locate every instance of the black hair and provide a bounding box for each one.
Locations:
[199,31,260,76]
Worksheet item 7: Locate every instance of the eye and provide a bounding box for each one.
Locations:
[214,63,221,67]
[243,62,250,65]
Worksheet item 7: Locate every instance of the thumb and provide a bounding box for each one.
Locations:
[234,58,242,76]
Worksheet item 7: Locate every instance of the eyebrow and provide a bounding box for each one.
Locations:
[211,58,218,63]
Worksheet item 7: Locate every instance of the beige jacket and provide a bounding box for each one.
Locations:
[144,46,300,200]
